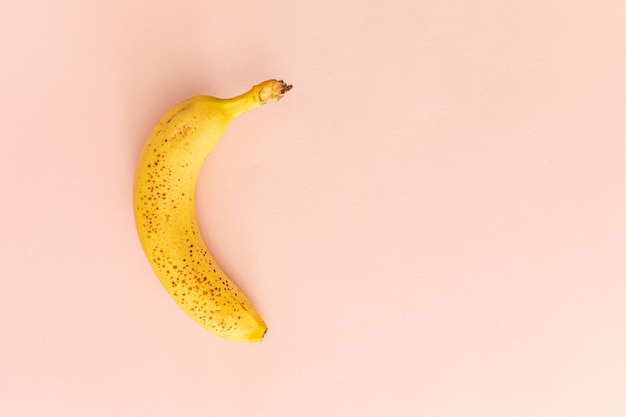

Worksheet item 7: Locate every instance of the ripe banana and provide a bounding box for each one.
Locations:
[133,79,291,342]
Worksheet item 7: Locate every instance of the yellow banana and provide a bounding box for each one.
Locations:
[133,79,291,342]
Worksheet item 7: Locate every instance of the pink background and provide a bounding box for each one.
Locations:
[2,1,626,416]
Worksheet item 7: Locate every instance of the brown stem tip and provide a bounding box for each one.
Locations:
[258,79,293,104]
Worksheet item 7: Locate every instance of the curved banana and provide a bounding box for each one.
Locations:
[133,79,291,342]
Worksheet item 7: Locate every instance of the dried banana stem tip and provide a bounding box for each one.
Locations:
[258,79,293,103]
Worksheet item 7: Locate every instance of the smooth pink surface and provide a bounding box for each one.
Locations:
[2,1,626,416]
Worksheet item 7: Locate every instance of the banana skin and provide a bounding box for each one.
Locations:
[133,80,291,342]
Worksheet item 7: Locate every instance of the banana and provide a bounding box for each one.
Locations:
[133,79,291,342]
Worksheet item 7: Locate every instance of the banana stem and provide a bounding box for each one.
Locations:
[225,79,292,118]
